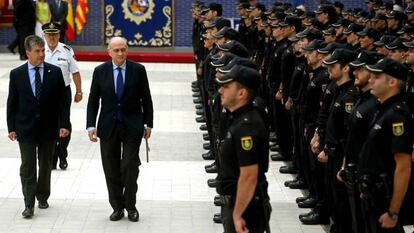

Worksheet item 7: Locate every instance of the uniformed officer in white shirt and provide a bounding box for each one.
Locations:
[42,22,82,170]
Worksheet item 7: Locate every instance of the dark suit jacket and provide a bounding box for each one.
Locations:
[13,0,36,28]
[7,62,70,143]
[87,60,154,140]
[49,0,68,28]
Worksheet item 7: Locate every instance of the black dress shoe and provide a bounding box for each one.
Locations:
[300,211,329,225]
[110,209,124,221]
[7,45,16,54]
[193,98,202,104]
[296,196,309,204]
[205,164,217,173]
[270,153,291,161]
[199,124,208,131]
[207,178,217,188]
[213,213,222,223]
[22,206,34,218]
[202,151,215,160]
[38,201,49,209]
[269,135,277,142]
[279,165,297,174]
[204,162,215,169]
[203,134,210,141]
[270,144,280,152]
[196,116,206,123]
[196,109,204,116]
[192,92,201,98]
[284,179,297,187]
[127,209,139,222]
[288,179,307,189]
[299,210,315,219]
[214,195,223,206]
[297,197,317,208]
[195,104,203,110]
[203,143,211,150]
[192,87,200,92]
[59,158,68,170]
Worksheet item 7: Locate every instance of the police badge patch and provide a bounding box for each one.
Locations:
[392,122,404,136]
[345,102,354,113]
[241,136,253,151]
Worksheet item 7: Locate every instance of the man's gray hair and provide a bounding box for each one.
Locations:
[24,35,45,51]
[107,36,128,50]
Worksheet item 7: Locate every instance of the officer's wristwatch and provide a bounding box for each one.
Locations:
[387,211,399,221]
[76,91,83,96]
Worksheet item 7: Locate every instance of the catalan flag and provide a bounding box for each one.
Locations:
[66,0,75,41]
[75,0,89,35]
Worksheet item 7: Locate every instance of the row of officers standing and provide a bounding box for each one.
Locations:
[190,1,414,232]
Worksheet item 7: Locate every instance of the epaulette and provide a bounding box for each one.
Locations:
[63,44,73,52]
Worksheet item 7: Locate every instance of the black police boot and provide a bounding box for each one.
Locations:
[202,151,215,160]
[299,209,315,219]
[192,87,200,92]
[296,196,309,204]
[192,92,200,98]
[199,124,208,131]
[213,213,222,223]
[22,205,34,218]
[297,197,317,208]
[269,144,280,152]
[196,116,206,123]
[300,211,329,225]
[203,133,210,141]
[288,179,307,189]
[195,104,203,110]
[269,134,277,142]
[205,163,217,173]
[284,178,299,187]
[191,81,198,87]
[214,195,223,206]
[279,164,298,174]
[203,143,211,150]
[193,97,202,104]
[271,152,291,161]
[196,109,204,116]
[207,178,217,188]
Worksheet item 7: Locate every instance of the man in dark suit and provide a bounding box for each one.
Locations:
[86,36,153,222]
[13,0,36,60]
[49,0,68,42]
[7,35,70,218]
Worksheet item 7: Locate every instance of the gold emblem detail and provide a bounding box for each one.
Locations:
[241,136,253,151]
[392,122,404,136]
[122,0,155,26]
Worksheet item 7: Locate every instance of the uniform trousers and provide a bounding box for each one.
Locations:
[53,86,72,166]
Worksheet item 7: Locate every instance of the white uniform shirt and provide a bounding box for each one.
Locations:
[45,42,80,86]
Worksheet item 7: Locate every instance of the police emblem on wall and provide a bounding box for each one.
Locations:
[104,0,174,47]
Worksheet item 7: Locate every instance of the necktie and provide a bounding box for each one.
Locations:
[34,67,42,99]
[116,67,124,100]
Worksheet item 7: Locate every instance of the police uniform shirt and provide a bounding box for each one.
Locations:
[358,94,414,176]
[316,80,337,139]
[216,103,269,196]
[344,90,377,164]
[45,42,79,87]
[324,80,359,151]
[406,69,414,112]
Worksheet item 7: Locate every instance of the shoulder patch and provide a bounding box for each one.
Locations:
[241,136,253,151]
[345,102,354,113]
[392,122,404,136]
[63,44,73,51]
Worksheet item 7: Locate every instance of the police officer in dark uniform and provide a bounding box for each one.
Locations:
[403,40,414,112]
[359,57,414,233]
[340,50,384,233]
[215,65,271,233]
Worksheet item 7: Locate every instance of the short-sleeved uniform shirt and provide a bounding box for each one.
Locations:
[358,94,414,177]
[216,103,269,196]
[45,42,79,87]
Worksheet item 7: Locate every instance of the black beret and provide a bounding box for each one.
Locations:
[215,65,261,89]
[366,57,408,81]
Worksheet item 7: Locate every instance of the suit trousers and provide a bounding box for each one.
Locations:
[53,86,72,166]
[100,121,143,211]
[18,141,55,207]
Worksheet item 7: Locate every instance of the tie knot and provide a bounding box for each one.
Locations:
[34,66,40,71]
[117,67,122,71]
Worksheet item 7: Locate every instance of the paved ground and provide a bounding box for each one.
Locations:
[0,53,412,233]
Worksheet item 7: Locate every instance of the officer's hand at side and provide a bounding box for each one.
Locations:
[317,151,328,163]
[233,216,249,233]
[8,131,16,141]
[336,169,344,182]
[285,98,292,110]
[275,91,283,101]
[88,129,98,142]
[74,93,82,103]
[143,127,152,139]
[379,212,397,228]
[60,128,70,138]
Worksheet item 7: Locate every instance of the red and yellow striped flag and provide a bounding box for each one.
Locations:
[66,0,75,41]
[75,0,89,35]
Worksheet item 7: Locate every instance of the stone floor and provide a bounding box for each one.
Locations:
[0,53,412,233]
